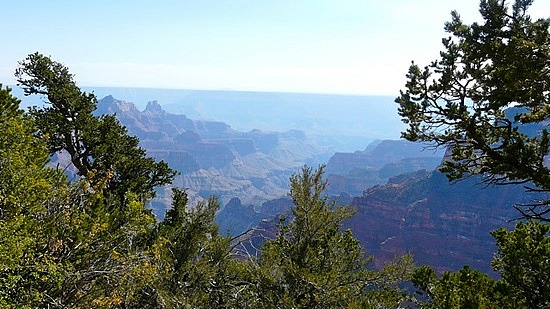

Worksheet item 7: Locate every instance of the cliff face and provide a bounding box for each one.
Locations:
[218,169,533,274]
[345,170,531,274]
[216,197,293,236]
[93,96,331,216]
[325,140,443,196]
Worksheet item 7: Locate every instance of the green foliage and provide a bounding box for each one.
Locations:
[395,0,550,220]
[0,83,57,219]
[0,84,66,307]
[53,192,159,307]
[255,165,414,308]
[412,221,550,308]
[4,54,242,307]
[16,52,176,203]
[152,189,239,307]
[0,54,168,307]
[412,265,500,308]
[492,221,550,308]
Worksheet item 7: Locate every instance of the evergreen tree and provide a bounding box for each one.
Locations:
[396,1,550,306]
[411,266,501,308]
[155,189,228,307]
[7,53,177,307]
[395,0,550,220]
[491,221,550,308]
[412,221,550,308]
[16,53,176,204]
[0,84,66,307]
[255,165,414,308]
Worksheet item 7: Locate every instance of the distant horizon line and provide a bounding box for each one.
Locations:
[18,84,395,98]
[85,85,397,97]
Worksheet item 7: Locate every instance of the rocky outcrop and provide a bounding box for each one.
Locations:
[345,170,531,274]
[216,198,263,235]
[93,96,331,216]
[325,140,443,195]
[216,197,294,236]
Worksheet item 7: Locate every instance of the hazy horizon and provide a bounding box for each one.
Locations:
[4,1,549,95]
[10,85,403,152]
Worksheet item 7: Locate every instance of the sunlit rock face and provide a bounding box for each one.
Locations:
[93,95,331,217]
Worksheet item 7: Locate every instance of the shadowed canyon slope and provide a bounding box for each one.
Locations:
[227,169,533,274]
[345,170,532,274]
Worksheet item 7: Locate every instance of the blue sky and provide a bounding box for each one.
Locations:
[2,0,549,95]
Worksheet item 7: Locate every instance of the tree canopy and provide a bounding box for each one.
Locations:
[0,84,66,307]
[254,165,414,308]
[396,0,550,306]
[412,221,550,308]
[395,0,550,220]
[16,53,176,204]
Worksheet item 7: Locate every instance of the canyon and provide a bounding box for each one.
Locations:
[51,92,537,274]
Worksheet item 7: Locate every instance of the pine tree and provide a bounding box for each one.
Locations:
[0,84,66,307]
[16,53,176,205]
[395,0,550,220]
[255,165,414,308]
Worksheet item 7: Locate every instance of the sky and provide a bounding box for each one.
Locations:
[2,0,550,96]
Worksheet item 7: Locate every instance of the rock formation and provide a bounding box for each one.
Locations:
[345,169,533,274]
[325,139,443,195]
[93,96,331,217]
